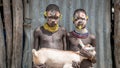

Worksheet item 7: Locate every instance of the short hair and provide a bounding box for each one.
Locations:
[73,9,87,16]
[46,4,60,13]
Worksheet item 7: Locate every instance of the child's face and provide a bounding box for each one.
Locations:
[73,12,87,29]
[46,10,60,27]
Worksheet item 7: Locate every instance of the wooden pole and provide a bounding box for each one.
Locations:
[114,0,120,68]
[11,0,23,68]
[23,19,32,68]
[3,0,12,68]
[0,13,6,68]
[22,0,32,68]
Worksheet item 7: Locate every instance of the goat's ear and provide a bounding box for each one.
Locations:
[32,49,38,57]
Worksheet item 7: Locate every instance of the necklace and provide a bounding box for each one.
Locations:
[43,23,59,32]
[71,28,89,39]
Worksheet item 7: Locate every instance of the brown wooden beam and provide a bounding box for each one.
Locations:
[114,0,120,68]
[11,0,23,68]
[3,0,12,68]
[0,13,6,68]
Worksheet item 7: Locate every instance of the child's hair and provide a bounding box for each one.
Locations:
[73,9,87,16]
[46,4,60,12]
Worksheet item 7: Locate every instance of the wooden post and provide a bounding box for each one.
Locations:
[3,0,12,68]
[11,0,23,68]
[22,0,32,68]
[23,18,32,68]
[114,0,120,68]
[0,13,6,68]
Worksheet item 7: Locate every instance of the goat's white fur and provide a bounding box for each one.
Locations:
[32,47,96,68]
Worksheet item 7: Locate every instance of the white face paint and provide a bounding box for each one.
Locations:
[46,10,60,27]
[50,10,56,16]
[74,12,87,29]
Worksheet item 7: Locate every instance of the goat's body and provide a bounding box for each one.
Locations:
[32,48,85,68]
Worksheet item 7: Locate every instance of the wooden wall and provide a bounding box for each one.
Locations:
[114,0,120,68]
[0,0,23,68]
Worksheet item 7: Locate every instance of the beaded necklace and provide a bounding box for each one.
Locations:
[71,28,89,39]
[43,23,59,32]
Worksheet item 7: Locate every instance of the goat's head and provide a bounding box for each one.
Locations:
[32,49,41,65]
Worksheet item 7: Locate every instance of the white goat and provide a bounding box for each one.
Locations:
[32,47,96,68]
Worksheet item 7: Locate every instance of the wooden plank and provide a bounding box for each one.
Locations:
[23,18,32,68]
[0,13,6,68]
[114,0,120,68]
[11,0,23,68]
[3,0,12,68]
[22,1,32,68]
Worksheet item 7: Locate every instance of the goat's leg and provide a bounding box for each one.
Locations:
[72,61,80,68]
[39,64,47,68]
